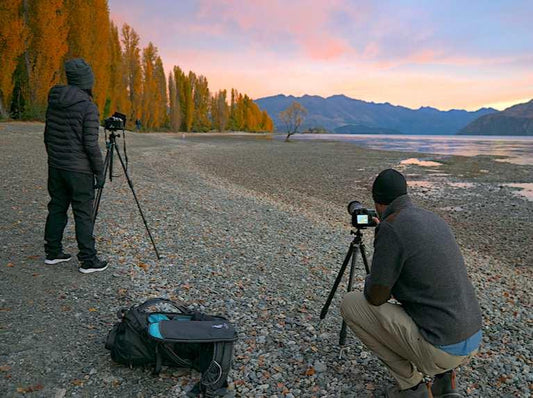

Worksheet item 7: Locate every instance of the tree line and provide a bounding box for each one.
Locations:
[0,0,273,132]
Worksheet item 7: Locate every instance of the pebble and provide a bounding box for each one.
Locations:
[1,124,531,397]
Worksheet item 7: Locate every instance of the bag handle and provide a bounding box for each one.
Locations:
[138,298,190,314]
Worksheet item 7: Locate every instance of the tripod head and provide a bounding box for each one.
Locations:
[350,228,364,243]
[104,129,119,145]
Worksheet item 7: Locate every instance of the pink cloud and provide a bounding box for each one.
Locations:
[194,0,353,60]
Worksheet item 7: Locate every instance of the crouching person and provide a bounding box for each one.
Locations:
[341,169,482,398]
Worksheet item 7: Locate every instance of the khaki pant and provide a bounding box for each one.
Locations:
[340,292,474,390]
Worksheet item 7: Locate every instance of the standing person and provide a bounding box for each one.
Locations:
[43,58,108,274]
[340,169,482,398]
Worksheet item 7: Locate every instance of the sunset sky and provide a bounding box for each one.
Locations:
[108,0,532,111]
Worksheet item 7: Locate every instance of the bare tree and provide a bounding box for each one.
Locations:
[279,101,307,142]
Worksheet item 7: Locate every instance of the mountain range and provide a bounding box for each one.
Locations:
[459,99,533,135]
[255,94,497,135]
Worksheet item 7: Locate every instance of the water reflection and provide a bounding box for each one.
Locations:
[288,134,533,165]
[504,183,533,201]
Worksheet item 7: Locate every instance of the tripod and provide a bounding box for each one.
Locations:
[92,129,161,259]
[320,228,370,355]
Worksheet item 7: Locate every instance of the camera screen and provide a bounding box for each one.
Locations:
[357,215,369,224]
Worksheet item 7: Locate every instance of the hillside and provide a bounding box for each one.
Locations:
[255,94,496,134]
[333,124,403,134]
[459,99,533,135]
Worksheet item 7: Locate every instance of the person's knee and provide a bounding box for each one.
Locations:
[340,291,367,323]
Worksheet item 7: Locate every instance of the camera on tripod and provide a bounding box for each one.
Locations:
[347,201,378,229]
[104,112,126,131]
[93,110,161,259]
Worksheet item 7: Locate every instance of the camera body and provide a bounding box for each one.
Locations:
[104,112,127,131]
[348,201,378,229]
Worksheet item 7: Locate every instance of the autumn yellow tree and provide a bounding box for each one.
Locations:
[106,21,129,118]
[139,43,168,130]
[65,0,91,60]
[0,0,26,118]
[183,72,195,132]
[173,66,187,130]
[153,56,168,128]
[192,75,210,132]
[261,110,274,132]
[2,2,276,131]
[88,0,111,113]
[140,42,156,129]
[228,89,245,130]
[210,89,229,131]
[121,23,142,129]
[64,0,110,113]
[19,0,68,119]
[168,72,178,131]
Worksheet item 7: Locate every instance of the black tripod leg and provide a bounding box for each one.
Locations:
[339,244,359,346]
[112,145,161,260]
[320,243,354,320]
[92,145,112,223]
[360,242,370,274]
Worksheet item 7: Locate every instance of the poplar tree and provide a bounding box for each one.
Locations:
[64,0,111,113]
[183,72,195,132]
[90,0,111,113]
[261,110,273,132]
[121,23,142,128]
[65,0,92,60]
[210,89,229,131]
[106,21,129,118]
[228,89,237,130]
[171,65,186,131]
[20,0,68,119]
[168,72,179,131]
[2,1,275,130]
[192,75,210,132]
[141,42,157,129]
[0,0,26,118]
[154,56,168,128]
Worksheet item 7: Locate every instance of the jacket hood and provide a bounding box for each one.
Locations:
[48,85,91,108]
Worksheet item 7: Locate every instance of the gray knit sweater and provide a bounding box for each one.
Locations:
[364,195,482,346]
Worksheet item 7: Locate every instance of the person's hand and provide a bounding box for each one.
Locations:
[94,173,105,189]
[372,216,381,225]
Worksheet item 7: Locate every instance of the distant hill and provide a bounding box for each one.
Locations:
[255,94,496,135]
[459,99,533,136]
[334,124,403,135]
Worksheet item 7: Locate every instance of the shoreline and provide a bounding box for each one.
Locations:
[0,122,531,397]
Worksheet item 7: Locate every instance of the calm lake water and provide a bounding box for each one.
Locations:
[286,133,533,166]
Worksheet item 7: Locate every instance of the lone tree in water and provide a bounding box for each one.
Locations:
[279,101,307,141]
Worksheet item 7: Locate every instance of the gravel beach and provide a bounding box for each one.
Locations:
[1,122,531,397]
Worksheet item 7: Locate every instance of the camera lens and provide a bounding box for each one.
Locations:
[347,200,362,215]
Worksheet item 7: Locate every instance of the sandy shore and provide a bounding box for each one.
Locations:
[0,122,531,397]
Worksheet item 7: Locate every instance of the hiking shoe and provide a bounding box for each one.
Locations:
[386,382,429,398]
[44,252,72,264]
[79,258,108,274]
[431,369,463,398]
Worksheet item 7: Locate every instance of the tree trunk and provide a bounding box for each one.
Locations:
[0,100,7,119]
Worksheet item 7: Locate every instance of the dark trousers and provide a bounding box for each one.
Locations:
[44,167,97,261]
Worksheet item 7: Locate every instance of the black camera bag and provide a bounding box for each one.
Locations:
[105,298,237,396]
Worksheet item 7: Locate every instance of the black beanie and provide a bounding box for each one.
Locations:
[65,58,94,90]
[372,169,407,205]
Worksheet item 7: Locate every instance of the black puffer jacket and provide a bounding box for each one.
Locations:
[44,85,103,175]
